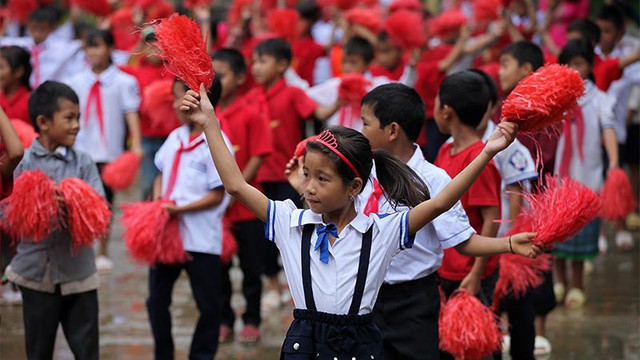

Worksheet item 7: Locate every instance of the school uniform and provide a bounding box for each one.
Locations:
[265,199,414,359]
[362,145,474,359]
[149,125,232,360]
[218,96,272,328]
[0,85,30,123]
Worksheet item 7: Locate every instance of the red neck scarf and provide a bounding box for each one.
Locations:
[363,178,384,215]
[163,138,205,200]
[558,105,585,178]
[256,79,287,125]
[85,80,107,144]
[30,44,44,88]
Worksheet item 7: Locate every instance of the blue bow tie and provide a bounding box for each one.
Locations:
[315,223,338,264]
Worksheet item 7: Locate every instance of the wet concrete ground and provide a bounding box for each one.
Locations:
[1,193,639,359]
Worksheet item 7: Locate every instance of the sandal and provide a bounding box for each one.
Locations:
[565,288,586,309]
[534,335,552,355]
[219,325,233,343]
[238,325,261,344]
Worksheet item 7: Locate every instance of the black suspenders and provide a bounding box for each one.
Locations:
[301,224,374,315]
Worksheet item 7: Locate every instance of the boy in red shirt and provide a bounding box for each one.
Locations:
[433,71,502,308]
[212,48,272,343]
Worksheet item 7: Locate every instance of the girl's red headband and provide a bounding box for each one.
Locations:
[312,130,362,179]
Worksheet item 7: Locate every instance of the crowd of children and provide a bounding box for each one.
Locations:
[0,0,639,359]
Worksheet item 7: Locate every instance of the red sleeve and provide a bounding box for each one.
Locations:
[466,162,501,208]
[246,107,273,157]
[292,88,318,119]
[594,58,623,92]
[415,62,446,118]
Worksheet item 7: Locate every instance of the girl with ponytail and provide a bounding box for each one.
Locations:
[181,84,541,360]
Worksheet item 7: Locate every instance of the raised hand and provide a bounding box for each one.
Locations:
[484,121,518,156]
[180,84,219,130]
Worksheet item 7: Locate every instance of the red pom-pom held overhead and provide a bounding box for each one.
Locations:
[8,0,38,23]
[385,10,426,49]
[268,8,300,43]
[473,0,502,23]
[501,64,585,133]
[338,73,371,107]
[70,0,112,16]
[155,13,214,91]
[101,151,142,191]
[428,10,467,37]
[439,290,502,360]
[388,0,422,14]
[601,168,636,221]
[344,8,384,34]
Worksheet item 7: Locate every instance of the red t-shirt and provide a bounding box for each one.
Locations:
[435,141,502,281]
[218,96,273,222]
[292,36,326,85]
[370,58,406,81]
[245,78,317,183]
[0,86,31,124]
[415,61,448,118]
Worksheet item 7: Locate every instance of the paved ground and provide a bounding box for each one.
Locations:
[1,190,638,359]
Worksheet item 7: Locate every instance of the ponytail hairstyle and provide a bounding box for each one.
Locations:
[306,126,430,209]
[0,46,32,90]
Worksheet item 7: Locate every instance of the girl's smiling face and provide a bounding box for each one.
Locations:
[302,150,360,214]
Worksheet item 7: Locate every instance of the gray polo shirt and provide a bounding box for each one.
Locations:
[6,138,105,294]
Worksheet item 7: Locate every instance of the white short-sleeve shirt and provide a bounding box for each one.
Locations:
[264,199,413,315]
[154,125,233,255]
[68,65,141,163]
[358,145,475,284]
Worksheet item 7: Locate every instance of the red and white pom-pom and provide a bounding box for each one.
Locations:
[155,13,214,91]
[59,178,111,251]
[142,79,181,134]
[8,0,38,23]
[520,175,601,247]
[439,290,502,360]
[294,135,319,158]
[221,221,238,264]
[473,0,502,23]
[501,64,585,133]
[338,73,372,107]
[268,8,300,43]
[0,170,58,241]
[345,8,383,34]
[388,0,422,14]
[492,253,552,311]
[428,10,467,37]
[385,10,426,50]
[601,168,636,221]
[101,151,142,191]
[183,0,212,9]
[70,0,111,16]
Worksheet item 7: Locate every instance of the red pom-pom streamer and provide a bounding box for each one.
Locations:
[601,168,637,221]
[294,135,319,158]
[388,0,422,13]
[501,64,585,133]
[428,10,467,37]
[344,8,383,34]
[492,253,552,311]
[221,221,238,264]
[101,151,142,191]
[473,0,502,23]
[385,10,426,49]
[268,8,300,43]
[59,178,111,251]
[439,290,502,360]
[0,170,59,241]
[142,79,181,134]
[70,0,111,16]
[519,175,601,247]
[338,73,371,107]
[8,0,38,23]
[155,13,214,91]
[122,200,188,264]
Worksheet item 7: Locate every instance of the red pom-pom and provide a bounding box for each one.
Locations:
[8,0,38,23]
[221,221,238,264]
[501,64,585,133]
[338,73,371,107]
[519,175,601,247]
[428,10,467,37]
[268,8,300,43]
[183,0,212,9]
[146,1,175,21]
[473,0,502,23]
[439,290,502,360]
[142,79,181,134]
[385,10,426,49]
[294,135,319,158]
[59,178,111,251]
[1,170,58,241]
[388,0,422,13]
[70,0,111,16]
[155,13,214,91]
[122,200,188,264]
[601,168,637,221]
[228,0,253,25]
[492,253,552,311]
[344,8,383,34]
[335,0,358,10]
[109,7,140,51]
[101,151,142,191]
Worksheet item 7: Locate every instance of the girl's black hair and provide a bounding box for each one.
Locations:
[306,126,430,209]
[558,39,595,82]
[0,46,32,90]
[86,28,115,48]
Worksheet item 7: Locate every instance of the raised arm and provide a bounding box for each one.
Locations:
[407,122,517,235]
[181,85,269,222]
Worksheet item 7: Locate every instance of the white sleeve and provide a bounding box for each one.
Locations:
[154,132,175,172]
[265,199,298,244]
[307,78,339,106]
[497,142,538,185]
[121,75,141,113]
[599,93,617,130]
[374,210,414,253]
[398,65,417,88]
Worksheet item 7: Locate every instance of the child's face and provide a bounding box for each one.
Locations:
[302,150,359,214]
[172,81,190,124]
[567,56,591,80]
[341,54,368,74]
[498,53,531,93]
[596,19,623,53]
[433,95,452,134]
[375,41,402,70]
[251,53,287,85]
[85,39,112,69]
[213,60,244,102]
[143,42,163,66]
[38,98,80,147]
[361,104,391,152]
[0,56,22,90]
[27,20,54,45]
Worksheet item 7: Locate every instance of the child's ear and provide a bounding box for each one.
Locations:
[387,122,401,142]
[35,115,50,132]
[520,62,534,76]
[351,177,364,196]
[442,105,454,120]
[15,65,25,80]
[276,59,289,74]
[236,73,247,86]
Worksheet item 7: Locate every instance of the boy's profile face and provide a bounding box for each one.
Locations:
[375,41,402,70]
[595,19,623,53]
[213,60,244,101]
[361,104,389,152]
[251,53,287,85]
[85,39,111,69]
[433,95,452,134]
[498,53,530,93]
[341,54,368,74]
[38,98,80,147]
[27,20,54,45]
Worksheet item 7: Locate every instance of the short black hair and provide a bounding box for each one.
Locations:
[361,83,426,142]
[568,19,601,45]
[86,28,115,48]
[438,70,490,128]
[500,40,544,71]
[343,36,375,64]
[212,48,247,75]
[27,5,61,25]
[0,45,32,90]
[469,69,497,106]
[297,1,321,22]
[596,5,625,30]
[28,81,79,133]
[253,38,292,64]
[559,39,595,66]
[173,75,223,108]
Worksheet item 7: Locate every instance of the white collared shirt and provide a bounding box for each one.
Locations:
[67,65,140,163]
[358,145,474,284]
[154,125,233,255]
[264,199,413,315]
